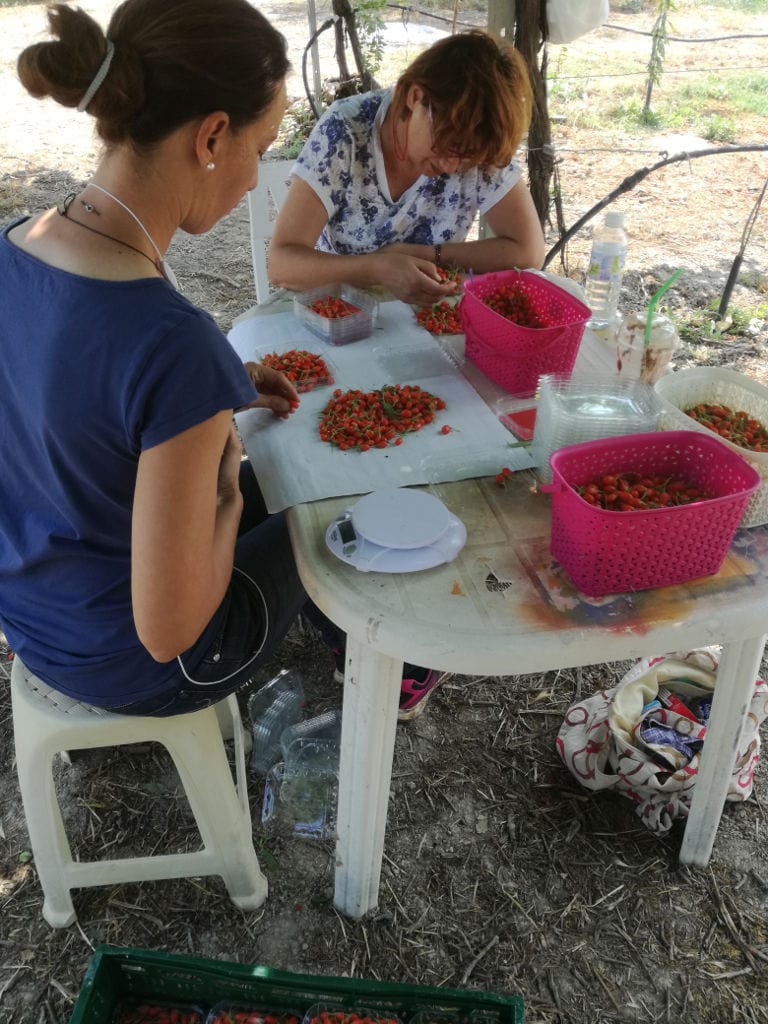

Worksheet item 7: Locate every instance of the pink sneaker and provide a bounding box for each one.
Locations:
[398,668,442,722]
[333,653,442,723]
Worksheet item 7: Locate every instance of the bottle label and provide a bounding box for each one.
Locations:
[588,247,626,282]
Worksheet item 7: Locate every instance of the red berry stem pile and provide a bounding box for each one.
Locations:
[481,282,548,328]
[114,1003,203,1024]
[260,349,334,392]
[436,265,462,284]
[308,296,361,319]
[414,300,462,335]
[685,402,768,452]
[577,473,709,511]
[319,384,446,451]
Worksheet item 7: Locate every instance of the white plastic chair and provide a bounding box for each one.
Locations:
[10,655,267,928]
[247,158,295,306]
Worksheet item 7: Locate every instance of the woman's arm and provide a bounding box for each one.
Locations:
[269,177,457,305]
[381,180,546,273]
[131,410,243,662]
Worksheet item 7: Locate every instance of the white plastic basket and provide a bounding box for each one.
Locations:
[654,366,768,527]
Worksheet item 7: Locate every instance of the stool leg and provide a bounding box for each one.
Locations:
[14,741,77,928]
[164,710,268,910]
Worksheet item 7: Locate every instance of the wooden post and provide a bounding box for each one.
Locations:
[487,0,553,229]
[331,0,376,96]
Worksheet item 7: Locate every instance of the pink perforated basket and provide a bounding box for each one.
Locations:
[543,430,760,597]
[460,269,590,397]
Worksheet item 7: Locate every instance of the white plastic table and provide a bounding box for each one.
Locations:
[288,476,768,917]
[232,300,768,919]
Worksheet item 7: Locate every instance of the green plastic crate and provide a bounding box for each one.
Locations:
[69,947,524,1024]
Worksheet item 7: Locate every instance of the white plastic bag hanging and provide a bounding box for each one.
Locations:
[546,0,610,45]
[556,648,768,833]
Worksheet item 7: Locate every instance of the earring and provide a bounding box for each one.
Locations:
[206,161,216,171]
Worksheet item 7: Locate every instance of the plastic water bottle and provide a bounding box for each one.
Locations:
[584,210,628,332]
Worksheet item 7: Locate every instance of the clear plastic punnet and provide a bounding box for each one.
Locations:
[531,374,661,483]
[261,710,342,840]
[293,285,377,345]
[280,709,342,764]
[248,669,306,775]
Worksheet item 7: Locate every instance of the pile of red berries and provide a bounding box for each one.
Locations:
[435,265,462,284]
[577,472,709,511]
[415,300,462,335]
[319,384,446,451]
[260,349,333,392]
[308,295,361,319]
[481,283,548,328]
[114,1002,203,1024]
[685,402,768,452]
[208,1011,300,1024]
[307,1013,399,1024]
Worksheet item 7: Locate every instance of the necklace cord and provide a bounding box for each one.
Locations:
[87,182,165,264]
[57,192,163,276]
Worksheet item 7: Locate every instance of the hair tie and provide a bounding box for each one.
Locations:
[77,39,115,112]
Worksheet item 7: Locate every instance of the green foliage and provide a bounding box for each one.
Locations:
[272,102,317,159]
[354,0,387,78]
[703,0,768,9]
[702,114,736,143]
[677,299,768,347]
[644,0,676,113]
[679,73,768,119]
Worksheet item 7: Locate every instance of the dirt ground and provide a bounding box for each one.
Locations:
[2,2,768,1023]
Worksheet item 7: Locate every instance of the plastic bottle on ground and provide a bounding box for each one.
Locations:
[584,210,628,335]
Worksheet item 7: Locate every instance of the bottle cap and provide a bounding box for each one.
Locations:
[605,210,624,228]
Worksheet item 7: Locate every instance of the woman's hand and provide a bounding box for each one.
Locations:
[373,248,459,304]
[242,361,300,418]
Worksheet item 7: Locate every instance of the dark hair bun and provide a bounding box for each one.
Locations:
[17,0,288,148]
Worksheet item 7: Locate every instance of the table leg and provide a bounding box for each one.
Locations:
[679,633,767,867]
[333,635,402,918]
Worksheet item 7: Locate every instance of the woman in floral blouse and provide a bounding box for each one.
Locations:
[269,30,546,306]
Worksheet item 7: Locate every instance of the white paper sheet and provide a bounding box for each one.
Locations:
[229,301,534,512]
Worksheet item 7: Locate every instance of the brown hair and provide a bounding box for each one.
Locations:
[391,30,532,168]
[17,0,289,149]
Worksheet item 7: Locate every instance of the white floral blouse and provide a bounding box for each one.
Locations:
[292,89,522,255]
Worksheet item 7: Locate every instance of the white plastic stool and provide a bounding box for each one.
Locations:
[10,656,267,928]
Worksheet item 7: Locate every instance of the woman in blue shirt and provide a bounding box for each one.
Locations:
[2,0,441,723]
[1,0,303,715]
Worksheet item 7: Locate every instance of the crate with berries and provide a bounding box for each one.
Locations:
[459,270,590,397]
[655,366,768,527]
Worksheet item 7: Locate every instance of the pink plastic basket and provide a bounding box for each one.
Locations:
[460,269,590,397]
[542,430,760,597]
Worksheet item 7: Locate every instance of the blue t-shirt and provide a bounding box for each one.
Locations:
[0,220,257,704]
[293,89,521,254]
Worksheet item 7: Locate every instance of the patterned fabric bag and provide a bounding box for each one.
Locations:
[556,648,768,832]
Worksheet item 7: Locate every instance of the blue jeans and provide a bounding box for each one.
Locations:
[109,461,311,717]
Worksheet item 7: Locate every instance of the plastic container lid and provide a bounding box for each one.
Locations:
[351,488,453,550]
[604,210,625,228]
